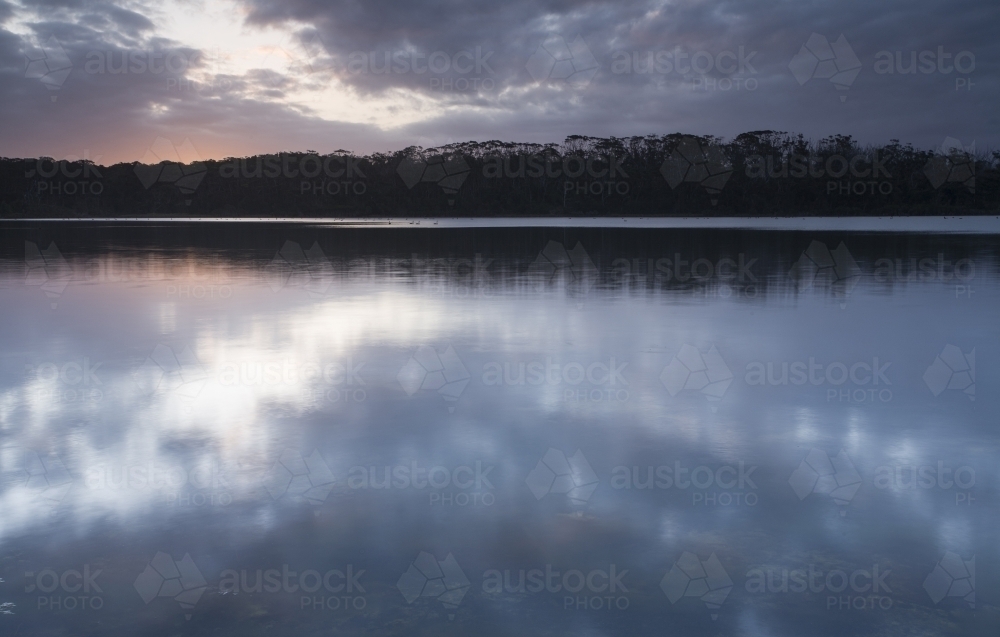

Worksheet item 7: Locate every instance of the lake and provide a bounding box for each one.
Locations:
[0,221,997,636]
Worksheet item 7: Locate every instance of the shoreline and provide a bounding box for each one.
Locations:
[4,215,1000,233]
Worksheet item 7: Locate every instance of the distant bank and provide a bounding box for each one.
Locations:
[3,132,996,218]
[5,216,1000,233]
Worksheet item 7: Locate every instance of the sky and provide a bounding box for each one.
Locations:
[0,0,997,163]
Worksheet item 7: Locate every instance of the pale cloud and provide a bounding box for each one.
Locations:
[0,0,996,162]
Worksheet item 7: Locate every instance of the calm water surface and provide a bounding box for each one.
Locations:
[0,223,997,636]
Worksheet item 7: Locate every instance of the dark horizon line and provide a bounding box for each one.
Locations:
[6,131,994,167]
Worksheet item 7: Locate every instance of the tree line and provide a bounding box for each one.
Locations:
[2,131,996,217]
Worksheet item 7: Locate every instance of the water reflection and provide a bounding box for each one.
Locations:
[0,224,997,636]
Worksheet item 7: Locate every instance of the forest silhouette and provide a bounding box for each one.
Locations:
[3,131,996,217]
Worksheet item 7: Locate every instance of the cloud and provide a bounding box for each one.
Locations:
[0,1,15,25]
[234,0,1000,150]
[0,3,400,161]
[0,0,996,161]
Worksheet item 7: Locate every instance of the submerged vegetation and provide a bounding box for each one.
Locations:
[2,131,997,217]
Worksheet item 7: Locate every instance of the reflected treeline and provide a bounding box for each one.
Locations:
[2,224,998,301]
[2,132,997,217]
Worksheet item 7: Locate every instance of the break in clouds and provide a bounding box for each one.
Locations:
[0,0,997,162]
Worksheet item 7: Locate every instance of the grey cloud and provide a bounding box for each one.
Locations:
[78,5,156,39]
[0,1,399,162]
[0,1,15,24]
[0,0,997,160]
[223,0,998,149]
